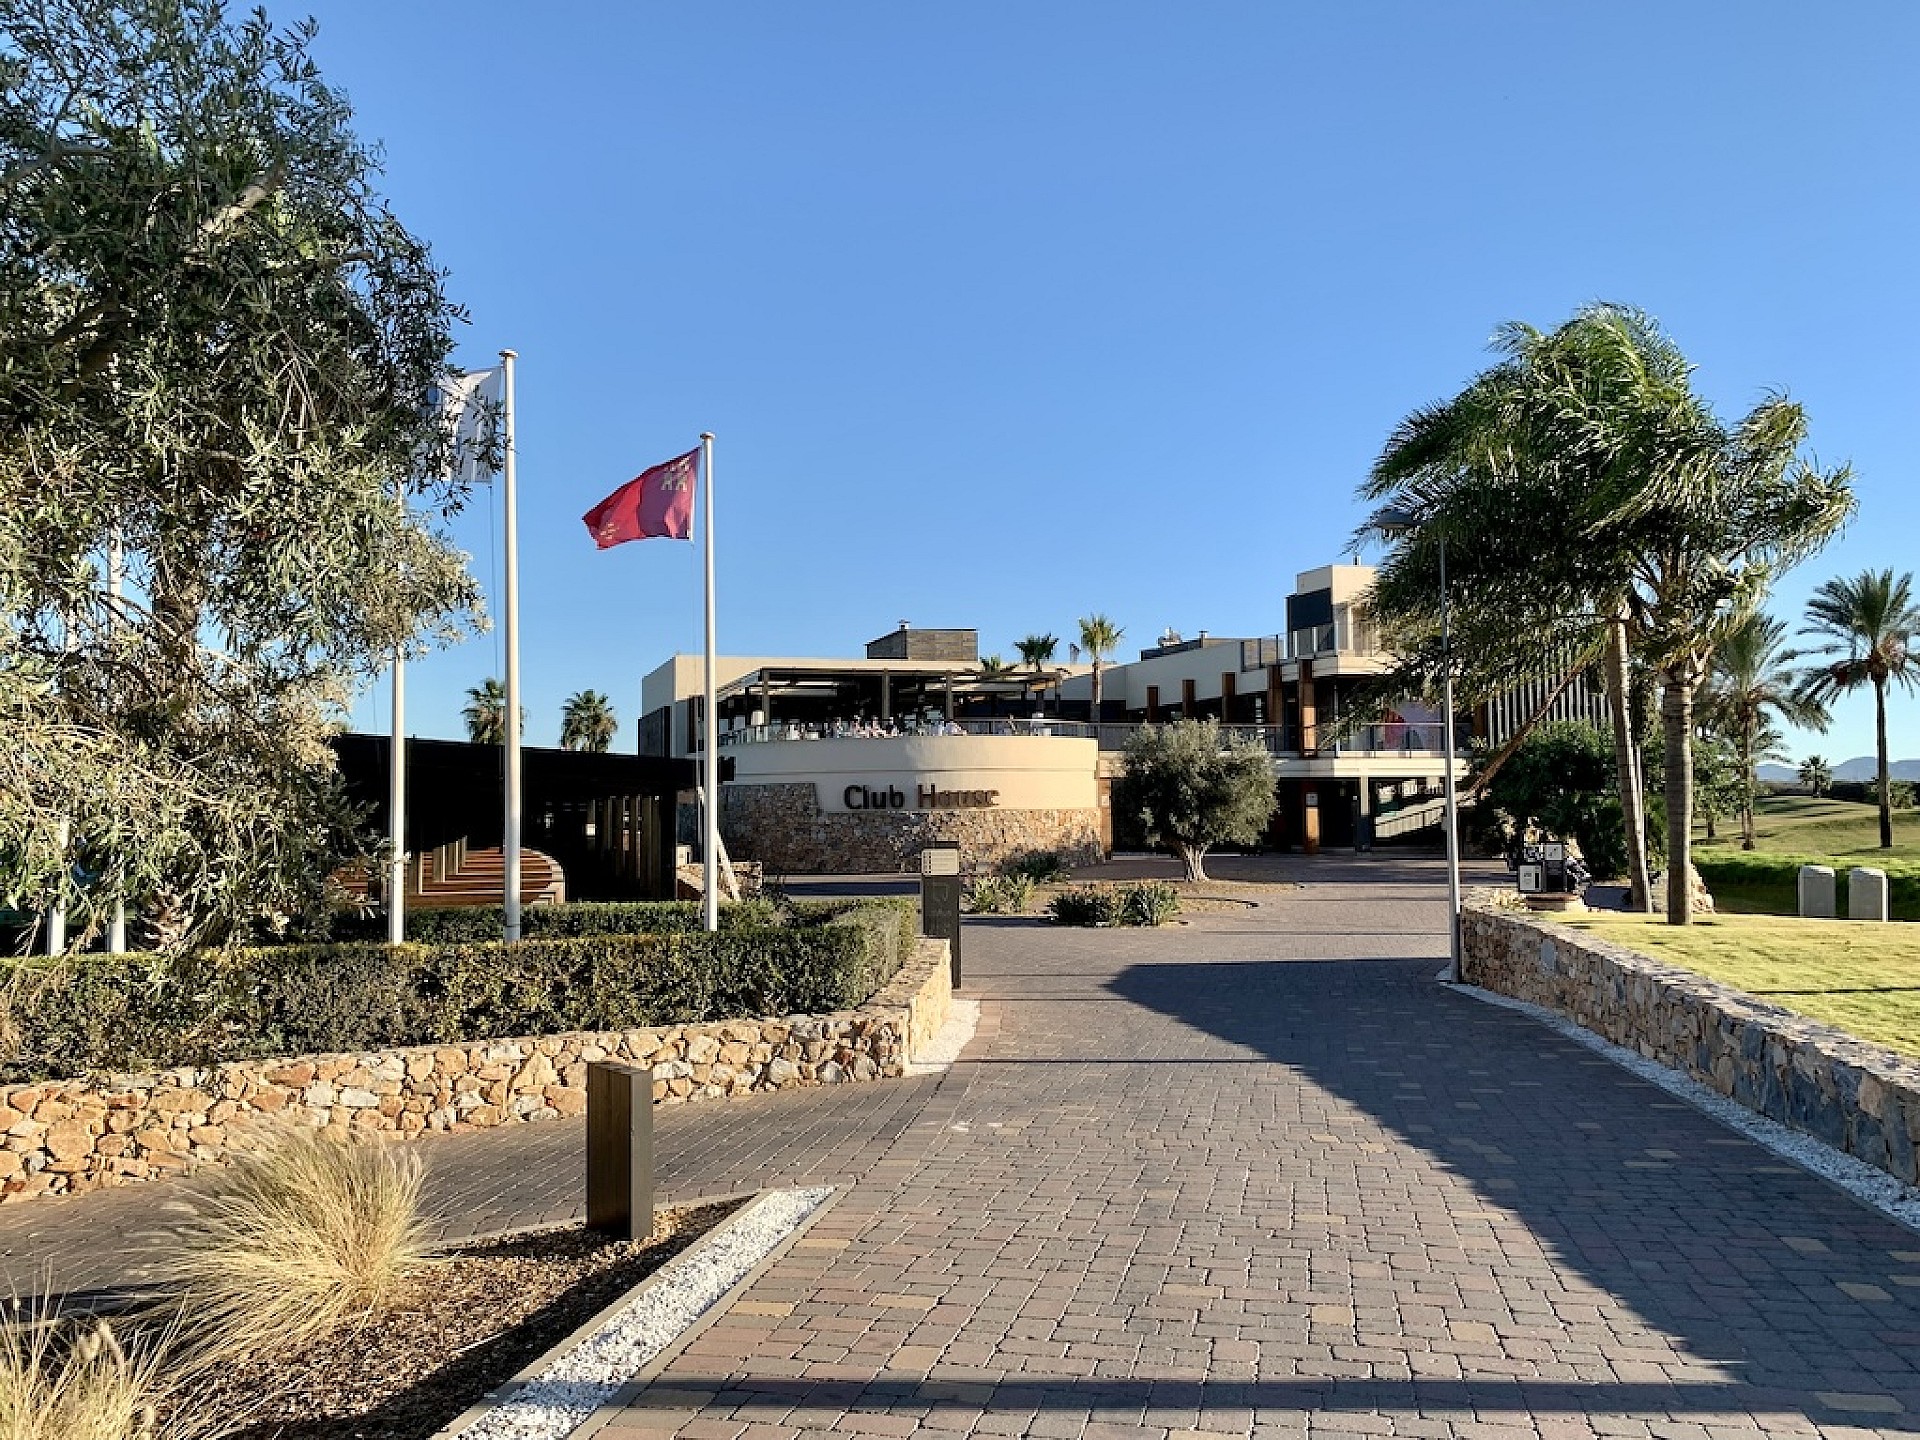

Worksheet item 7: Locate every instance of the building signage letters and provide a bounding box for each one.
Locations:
[842,782,1000,811]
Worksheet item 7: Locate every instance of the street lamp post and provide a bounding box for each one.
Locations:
[1436,534,1462,982]
[1372,508,1464,983]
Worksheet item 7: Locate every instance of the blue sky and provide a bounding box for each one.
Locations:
[314,2,1920,765]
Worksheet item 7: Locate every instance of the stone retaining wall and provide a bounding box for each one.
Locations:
[0,938,953,1205]
[1463,903,1920,1184]
[725,782,1103,874]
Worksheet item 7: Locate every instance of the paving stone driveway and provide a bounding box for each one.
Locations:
[593,859,1920,1440]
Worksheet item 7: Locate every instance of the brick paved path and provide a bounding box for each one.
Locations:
[588,860,1920,1439]
[11,856,1920,1438]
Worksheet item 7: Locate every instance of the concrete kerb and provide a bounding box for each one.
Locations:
[430,1185,843,1440]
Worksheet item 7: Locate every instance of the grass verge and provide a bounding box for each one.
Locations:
[1565,911,1920,1059]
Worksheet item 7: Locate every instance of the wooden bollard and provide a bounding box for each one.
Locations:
[586,1062,654,1240]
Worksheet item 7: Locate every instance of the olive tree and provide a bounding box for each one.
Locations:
[1114,720,1276,882]
[1,0,484,946]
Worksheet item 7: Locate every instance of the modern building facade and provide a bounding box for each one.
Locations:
[635,566,1607,871]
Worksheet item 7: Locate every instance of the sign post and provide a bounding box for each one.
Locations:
[920,842,963,989]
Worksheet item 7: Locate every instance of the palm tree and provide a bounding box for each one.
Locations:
[462,678,524,745]
[1363,304,1854,924]
[1015,633,1058,711]
[1077,614,1124,718]
[1700,611,1829,849]
[560,689,619,752]
[1796,569,1920,848]
[1799,753,1833,797]
[976,655,1017,680]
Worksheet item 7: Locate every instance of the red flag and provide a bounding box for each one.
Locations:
[582,448,698,549]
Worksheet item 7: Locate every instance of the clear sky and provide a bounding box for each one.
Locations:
[313,2,1920,767]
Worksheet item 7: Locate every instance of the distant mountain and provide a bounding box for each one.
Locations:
[1757,758,1920,783]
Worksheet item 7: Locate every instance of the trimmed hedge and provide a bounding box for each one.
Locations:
[1693,851,1920,921]
[0,898,915,1083]
[327,899,783,944]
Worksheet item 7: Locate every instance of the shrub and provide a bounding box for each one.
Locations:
[1119,881,1181,927]
[0,898,914,1082]
[968,874,1035,915]
[1048,887,1123,927]
[169,1127,430,1358]
[1000,851,1072,884]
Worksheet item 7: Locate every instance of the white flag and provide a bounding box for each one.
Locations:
[430,367,504,484]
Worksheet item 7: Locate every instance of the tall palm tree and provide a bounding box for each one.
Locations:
[1364,304,1854,924]
[1015,633,1058,711]
[560,689,619,752]
[1077,614,1124,718]
[1700,611,1829,849]
[1796,569,1920,848]
[1799,754,1833,797]
[462,678,523,745]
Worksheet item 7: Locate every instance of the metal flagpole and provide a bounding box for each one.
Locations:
[1439,535,1463,983]
[388,650,407,944]
[106,530,127,954]
[501,350,523,942]
[700,432,718,933]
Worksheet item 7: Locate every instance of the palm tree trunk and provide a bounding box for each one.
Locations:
[1877,674,1893,849]
[1091,660,1103,719]
[1662,673,1695,926]
[1740,714,1756,850]
[1605,617,1653,912]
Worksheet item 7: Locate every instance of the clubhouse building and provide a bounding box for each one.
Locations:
[638,565,1609,875]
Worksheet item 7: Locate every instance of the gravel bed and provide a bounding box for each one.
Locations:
[194,1202,740,1440]
[454,1185,834,1440]
[1458,981,1920,1233]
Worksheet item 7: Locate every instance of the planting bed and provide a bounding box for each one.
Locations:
[184,1200,740,1440]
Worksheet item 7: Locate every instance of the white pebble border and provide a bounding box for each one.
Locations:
[450,1185,835,1440]
[906,998,980,1074]
[1454,979,1920,1233]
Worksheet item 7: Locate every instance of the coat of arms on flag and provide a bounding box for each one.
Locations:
[582,448,699,548]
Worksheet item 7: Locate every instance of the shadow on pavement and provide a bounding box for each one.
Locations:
[1098,954,1920,1425]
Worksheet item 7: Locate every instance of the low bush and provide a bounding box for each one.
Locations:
[1048,887,1124,927]
[0,898,913,1083]
[968,874,1036,915]
[1119,881,1182,927]
[328,898,782,945]
[1693,851,1920,920]
[1000,850,1072,884]
[170,1127,430,1358]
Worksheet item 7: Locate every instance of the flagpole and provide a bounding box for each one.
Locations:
[501,349,523,942]
[700,431,718,933]
[106,529,126,954]
[388,649,407,944]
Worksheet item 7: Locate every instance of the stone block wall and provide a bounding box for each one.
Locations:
[725,782,1103,874]
[0,938,952,1205]
[1462,903,1920,1184]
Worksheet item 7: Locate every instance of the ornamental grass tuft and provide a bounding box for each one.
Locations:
[169,1126,431,1357]
[0,1307,223,1440]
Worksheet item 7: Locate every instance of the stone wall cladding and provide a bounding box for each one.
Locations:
[725,782,1102,874]
[0,938,952,1206]
[1463,903,1920,1185]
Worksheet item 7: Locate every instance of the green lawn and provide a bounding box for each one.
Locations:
[1689,795,1920,918]
[1566,911,1920,1058]
[1698,793,1920,863]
